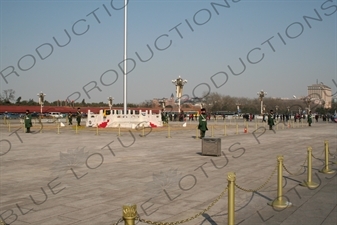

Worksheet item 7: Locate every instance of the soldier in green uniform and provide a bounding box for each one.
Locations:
[198,108,208,138]
[267,110,275,130]
[76,108,82,126]
[307,111,312,126]
[68,111,73,125]
[24,110,32,133]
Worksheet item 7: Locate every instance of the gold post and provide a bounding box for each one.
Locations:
[8,122,11,132]
[211,125,214,137]
[320,140,336,174]
[95,124,99,136]
[268,155,292,209]
[300,147,319,188]
[142,124,145,137]
[118,124,121,137]
[196,126,199,139]
[166,124,171,138]
[228,172,236,225]
[224,124,227,136]
[123,204,137,225]
[57,122,60,134]
[75,125,78,134]
[0,218,6,225]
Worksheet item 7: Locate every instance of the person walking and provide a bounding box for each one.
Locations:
[24,110,32,133]
[76,108,82,126]
[198,108,208,138]
[68,112,73,125]
[268,110,275,130]
[307,111,313,126]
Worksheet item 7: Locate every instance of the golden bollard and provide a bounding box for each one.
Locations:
[227,172,236,225]
[118,124,121,137]
[123,204,137,225]
[57,122,60,134]
[195,126,199,139]
[268,155,292,209]
[319,140,336,174]
[95,124,99,136]
[223,124,227,136]
[166,124,171,138]
[300,147,319,188]
[75,125,78,134]
[211,125,214,137]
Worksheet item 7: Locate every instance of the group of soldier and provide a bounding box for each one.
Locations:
[24,108,83,133]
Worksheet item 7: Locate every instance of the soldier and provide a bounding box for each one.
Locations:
[76,108,82,126]
[24,110,32,133]
[267,110,275,130]
[307,111,312,126]
[198,108,208,138]
[68,111,73,125]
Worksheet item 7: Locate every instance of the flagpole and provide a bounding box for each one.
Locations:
[123,0,128,114]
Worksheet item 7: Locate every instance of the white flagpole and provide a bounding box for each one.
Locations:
[123,0,128,114]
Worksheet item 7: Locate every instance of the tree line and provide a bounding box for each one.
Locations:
[0,89,335,114]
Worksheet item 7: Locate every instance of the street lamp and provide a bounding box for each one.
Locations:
[158,98,166,111]
[303,96,312,112]
[257,90,267,115]
[172,76,187,113]
[275,105,279,114]
[108,96,114,111]
[236,103,241,114]
[37,92,46,117]
[263,104,266,114]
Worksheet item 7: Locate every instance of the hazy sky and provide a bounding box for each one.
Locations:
[0,0,336,104]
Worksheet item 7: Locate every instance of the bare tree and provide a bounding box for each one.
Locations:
[1,89,15,103]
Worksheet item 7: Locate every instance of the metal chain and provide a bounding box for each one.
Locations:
[328,146,337,158]
[137,186,229,225]
[235,164,277,192]
[282,157,307,176]
[112,217,124,225]
[311,151,324,161]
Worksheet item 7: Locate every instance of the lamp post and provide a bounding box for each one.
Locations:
[263,104,266,114]
[37,92,46,117]
[303,97,312,112]
[236,103,241,114]
[158,98,166,111]
[257,90,267,115]
[108,96,114,111]
[172,76,187,113]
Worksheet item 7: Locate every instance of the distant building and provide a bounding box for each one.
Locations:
[307,83,331,108]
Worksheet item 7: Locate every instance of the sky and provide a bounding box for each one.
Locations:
[0,0,336,104]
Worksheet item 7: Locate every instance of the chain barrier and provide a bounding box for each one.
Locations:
[282,157,307,176]
[112,217,124,225]
[235,165,277,192]
[137,186,229,225]
[311,148,325,161]
[328,147,337,159]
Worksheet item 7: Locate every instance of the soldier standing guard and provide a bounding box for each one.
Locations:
[68,111,73,125]
[307,111,312,126]
[198,108,208,138]
[267,110,275,130]
[76,108,82,126]
[24,110,32,133]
